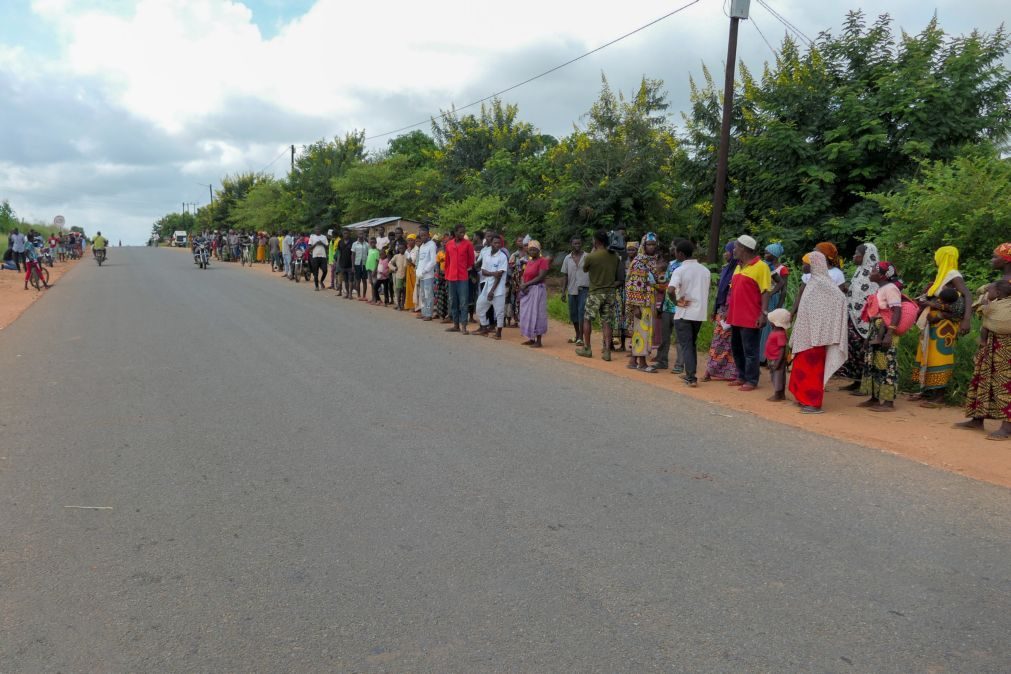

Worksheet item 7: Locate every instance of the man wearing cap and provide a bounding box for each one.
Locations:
[727,234,772,391]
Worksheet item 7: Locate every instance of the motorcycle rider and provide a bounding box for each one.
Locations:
[92,231,108,259]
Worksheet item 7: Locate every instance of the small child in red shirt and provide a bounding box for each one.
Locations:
[765,308,792,402]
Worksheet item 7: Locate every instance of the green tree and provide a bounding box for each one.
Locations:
[867,147,1011,291]
[288,132,366,229]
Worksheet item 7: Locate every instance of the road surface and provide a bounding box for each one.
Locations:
[1,248,1008,672]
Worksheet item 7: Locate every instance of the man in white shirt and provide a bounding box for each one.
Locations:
[668,240,712,387]
[281,231,293,277]
[474,233,509,339]
[415,226,438,320]
[375,227,390,252]
[307,227,329,290]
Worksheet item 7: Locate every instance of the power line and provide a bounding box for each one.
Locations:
[258,146,290,174]
[363,0,703,141]
[756,0,812,45]
[751,12,778,57]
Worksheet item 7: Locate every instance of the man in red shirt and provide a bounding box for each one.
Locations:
[444,224,475,334]
[727,235,772,391]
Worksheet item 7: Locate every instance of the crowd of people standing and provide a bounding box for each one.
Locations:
[207,223,1011,441]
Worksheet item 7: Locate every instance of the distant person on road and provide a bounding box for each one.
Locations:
[308,227,329,291]
[327,233,338,289]
[268,233,280,272]
[765,309,791,402]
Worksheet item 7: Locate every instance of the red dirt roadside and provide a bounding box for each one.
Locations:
[214,250,1011,488]
[0,257,80,331]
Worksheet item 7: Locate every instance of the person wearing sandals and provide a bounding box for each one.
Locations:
[473,234,509,340]
[625,233,663,372]
[788,251,849,414]
[727,235,772,391]
[560,236,589,346]
[956,243,1011,440]
[518,240,550,347]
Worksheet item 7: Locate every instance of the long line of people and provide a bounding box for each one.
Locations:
[196,223,1011,441]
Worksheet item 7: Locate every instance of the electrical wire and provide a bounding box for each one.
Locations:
[750,12,778,57]
[363,0,703,141]
[756,0,812,45]
[258,146,290,174]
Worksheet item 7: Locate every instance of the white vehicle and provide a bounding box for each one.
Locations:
[172,230,188,247]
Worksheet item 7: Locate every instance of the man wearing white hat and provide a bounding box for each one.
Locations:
[727,234,772,391]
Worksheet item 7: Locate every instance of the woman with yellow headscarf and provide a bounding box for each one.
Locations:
[404,233,418,311]
[912,245,973,406]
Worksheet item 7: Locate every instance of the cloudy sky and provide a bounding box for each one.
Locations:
[0,0,1006,243]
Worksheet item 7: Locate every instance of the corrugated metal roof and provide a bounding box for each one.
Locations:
[342,216,403,230]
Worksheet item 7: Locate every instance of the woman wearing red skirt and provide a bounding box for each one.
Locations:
[789,251,850,414]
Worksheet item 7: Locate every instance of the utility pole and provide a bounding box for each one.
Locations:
[290,144,295,172]
[708,0,750,263]
[208,184,213,204]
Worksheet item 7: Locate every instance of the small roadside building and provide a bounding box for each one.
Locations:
[342,217,426,239]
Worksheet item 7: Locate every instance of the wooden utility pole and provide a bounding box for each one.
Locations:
[707,0,750,263]
[291,144,295,172]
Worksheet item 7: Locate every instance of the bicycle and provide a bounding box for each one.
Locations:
[27,261,49,290]
[241,243,253,266]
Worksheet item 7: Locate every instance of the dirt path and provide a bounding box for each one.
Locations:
[0,256,82,331]
[195,250,1011,488]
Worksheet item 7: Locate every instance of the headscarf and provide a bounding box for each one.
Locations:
[625,245,660,307]
[715,240,737,310]
[847,243,879,338]
[996,242,1011,263]
[927,246,960,297]
[765,242,784,258]
[815,242,840,268]
[790,251,849,384]
[875,260,903,289]
[526,240,541,251]
[406,233,417,241]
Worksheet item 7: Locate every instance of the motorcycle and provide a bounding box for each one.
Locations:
[193,242,210,269]
[290,247,308,282]
[42,248,54,267]
[95,248,106,266]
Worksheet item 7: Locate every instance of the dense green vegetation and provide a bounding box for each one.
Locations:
[152,12,1009,286]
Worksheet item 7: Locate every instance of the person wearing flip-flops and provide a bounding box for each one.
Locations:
[560,236,590,347]
[727,235,772,392]
[625,233,663,373]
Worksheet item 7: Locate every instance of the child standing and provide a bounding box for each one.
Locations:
[391,242,408,310]
[765,308,791,401]
[377,249,392,306]
[365,237,380,304]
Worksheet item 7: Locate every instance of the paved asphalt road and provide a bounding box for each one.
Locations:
[1,248,1008,672]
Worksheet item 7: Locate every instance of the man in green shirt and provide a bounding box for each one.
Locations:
[576,230,620,361]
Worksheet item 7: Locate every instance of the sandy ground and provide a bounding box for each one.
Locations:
[178,249,1011,488]
[0,255,82,331]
